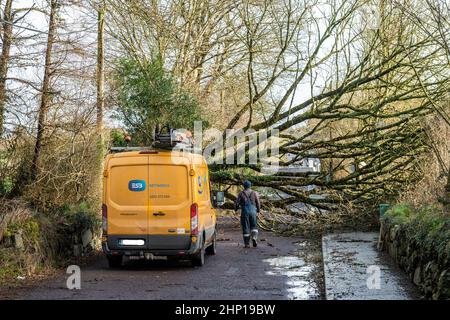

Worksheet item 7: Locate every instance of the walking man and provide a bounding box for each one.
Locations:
[234,180,261,248]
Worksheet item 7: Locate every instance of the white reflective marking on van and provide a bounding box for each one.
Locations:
[177,228,185,234]
[119,239,145,246]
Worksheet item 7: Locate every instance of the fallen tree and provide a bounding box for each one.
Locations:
[106,0,450,226]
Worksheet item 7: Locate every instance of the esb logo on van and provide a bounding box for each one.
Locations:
[128,180,146,192]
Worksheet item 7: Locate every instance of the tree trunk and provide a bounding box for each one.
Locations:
[31,0,59,181]
[0,0,4,41]
[445,163,450,209]
[0,0,13,137]
[96,0,105,135]
[94,0,105,201]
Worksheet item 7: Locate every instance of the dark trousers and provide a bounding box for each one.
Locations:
[241,207,258,245]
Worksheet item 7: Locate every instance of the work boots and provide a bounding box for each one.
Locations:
[251,229,258,247]
[243,236,250,248]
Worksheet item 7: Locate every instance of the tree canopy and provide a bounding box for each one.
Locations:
[113,57,205,146]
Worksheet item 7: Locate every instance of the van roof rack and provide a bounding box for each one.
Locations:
[109,146,201,155]
[153,125,194,150]
[109,126,199,154]
[110,146,151,153]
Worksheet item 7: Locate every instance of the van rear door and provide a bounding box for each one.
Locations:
[106,156,149,238]
[147,162,191,250]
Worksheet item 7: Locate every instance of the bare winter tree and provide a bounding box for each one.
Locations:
[104,0,450,221]
[397,0,450,207]
[31,0,60,181]
[1,0,444,222]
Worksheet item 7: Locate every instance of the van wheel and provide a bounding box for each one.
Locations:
[205,233,217,255]
[192,241,205,267]
[107,255,122,268]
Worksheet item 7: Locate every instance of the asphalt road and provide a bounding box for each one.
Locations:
[12,216,322,300]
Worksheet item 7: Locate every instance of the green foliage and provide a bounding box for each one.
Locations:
[23,219,40,247]
[0,248,24,283]
[5,217,41,248]
[0,200,102,285]
[61,201,101,234]
[407,206,450,260]
[0,216,43,284]
[113,57,206,146]
[0,176,14,195]
[385,203,413,224]
[209,169,235,182]
[384,204,450,260]
[110,129,127,147]
[0,150,14,196]
[210,167,275,186]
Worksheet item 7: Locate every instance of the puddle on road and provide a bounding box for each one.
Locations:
[264,252,321,300]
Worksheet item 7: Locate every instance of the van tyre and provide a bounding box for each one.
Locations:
[205,232,217,255]
[107,255,122,268]
[192,240,205,267]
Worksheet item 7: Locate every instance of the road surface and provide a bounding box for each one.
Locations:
[10,216,323,300]
[322,232,420,300]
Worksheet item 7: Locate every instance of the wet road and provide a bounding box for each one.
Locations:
[322,232,420,300]
[14,217,322,300]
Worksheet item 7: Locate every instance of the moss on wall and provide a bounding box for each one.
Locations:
[379,204,450,299]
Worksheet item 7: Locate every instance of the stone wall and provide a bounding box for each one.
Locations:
[379,218,450,299]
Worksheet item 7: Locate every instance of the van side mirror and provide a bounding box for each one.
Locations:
[216,191,225,207]
[212,191,225,208]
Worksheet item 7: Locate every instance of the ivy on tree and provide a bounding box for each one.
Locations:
[113,57,206,146]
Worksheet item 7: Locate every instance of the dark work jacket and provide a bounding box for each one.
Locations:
[234,189,261,213]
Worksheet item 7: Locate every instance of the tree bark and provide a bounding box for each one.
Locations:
[31,0,59,181]
[94,0,106,202]
[0,0,13,137]
[96,0,105,135]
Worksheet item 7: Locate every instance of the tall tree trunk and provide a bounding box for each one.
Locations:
[31,0,59,181]
[0,0,13,137]
[96,0,105,135]
[445,166,450,208]
[0,0,4,40]
[94,0,105,202]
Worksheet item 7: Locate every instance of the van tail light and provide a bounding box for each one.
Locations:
[102,204,108,235]
[190,203,198,236]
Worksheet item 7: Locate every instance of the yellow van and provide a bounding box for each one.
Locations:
[101,149,222,267]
